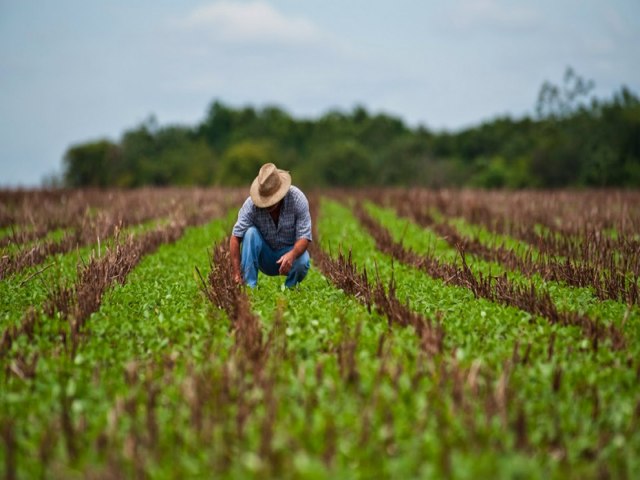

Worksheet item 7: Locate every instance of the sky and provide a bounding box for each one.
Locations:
[1,0,639,187]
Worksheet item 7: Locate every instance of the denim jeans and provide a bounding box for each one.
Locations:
[241,227,310,288]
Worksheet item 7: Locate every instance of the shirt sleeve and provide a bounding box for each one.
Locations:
[294,189,313,242]
[232,197,255,239]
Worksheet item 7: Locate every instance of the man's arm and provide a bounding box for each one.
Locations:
[230,235,243,284]
[276,238,309,275]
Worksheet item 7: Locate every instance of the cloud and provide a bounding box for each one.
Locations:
[162,0,364,100]
[449,0,541,31]
[179,1,325,44]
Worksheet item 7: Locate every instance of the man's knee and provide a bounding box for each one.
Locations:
[244,226,261,243]
[242,227,263,252]
[241,227,265,270]
[284,251,310,288]
[291,251,310,276]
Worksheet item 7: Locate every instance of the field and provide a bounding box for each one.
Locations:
[1,188,639,479]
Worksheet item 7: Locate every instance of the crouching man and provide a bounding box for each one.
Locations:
[230,163,312,288]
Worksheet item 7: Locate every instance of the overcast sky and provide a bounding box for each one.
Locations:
[1,0,639,186]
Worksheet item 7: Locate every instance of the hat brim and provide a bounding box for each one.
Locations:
[249,170,291,208]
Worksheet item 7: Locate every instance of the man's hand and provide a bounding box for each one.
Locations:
[233,271,243,285]
[276,250,296,275]
[277,238,309,276]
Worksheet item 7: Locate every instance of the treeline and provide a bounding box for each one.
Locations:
[62,69,640,188]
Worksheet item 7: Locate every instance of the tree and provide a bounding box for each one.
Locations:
[536,67,595,120]
[154,138,216,186]
[200,100,236,152]
[117,120,157,186]
[59,75,640,189]
[377,135,432,185]
[306,140,373,187]
[63,139,119,187]
[217,140,278,186]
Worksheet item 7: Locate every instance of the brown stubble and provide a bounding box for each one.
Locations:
[352,201,626,351]
[371,188,640,306]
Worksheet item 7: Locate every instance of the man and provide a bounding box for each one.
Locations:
[230,162,312,288]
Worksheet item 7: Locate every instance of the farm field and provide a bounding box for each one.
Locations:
[1,188,639,479]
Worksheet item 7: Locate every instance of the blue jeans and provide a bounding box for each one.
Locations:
[241,227,310,288]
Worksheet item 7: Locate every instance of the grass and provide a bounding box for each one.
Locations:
[0,193,638,479]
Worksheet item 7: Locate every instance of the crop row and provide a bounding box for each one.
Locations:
[374,188,640,237]
[353,201,626,350]
[363,189,640,305]
[1,209,237,478]
[1,189,170,245]
[0,189,241,281]
[1,190,242,359]
[1,190,639,478]
[0,188,235,234]
[179,196,639,477]
[195,239,515,477]
[361,200,638,349]
[314,198,640,475]
[370,189,640,277]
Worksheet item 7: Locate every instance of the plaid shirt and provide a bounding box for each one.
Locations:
[232,186,312,250]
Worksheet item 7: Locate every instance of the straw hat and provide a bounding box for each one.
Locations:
[250,163,291,208]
